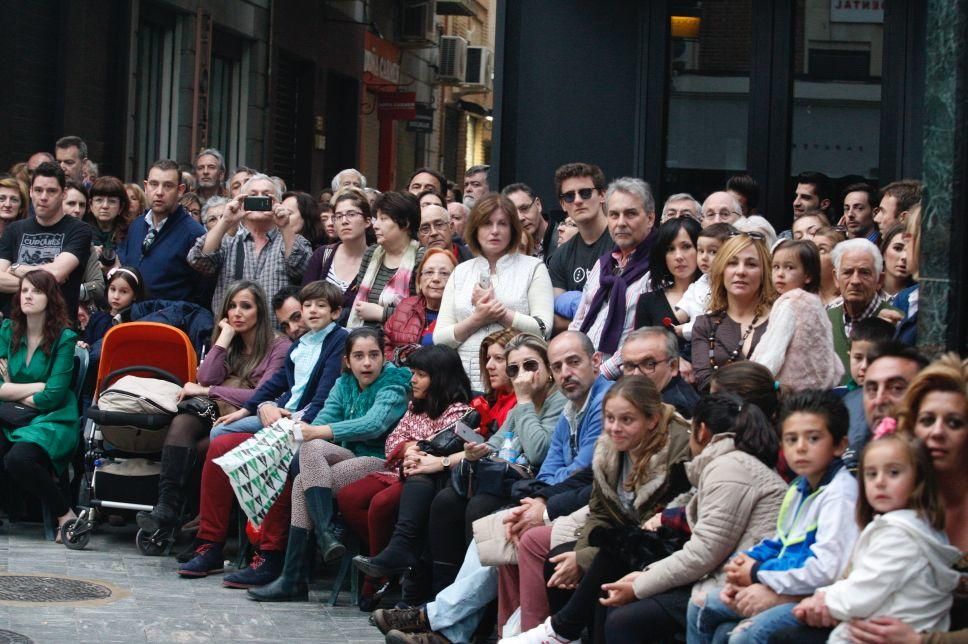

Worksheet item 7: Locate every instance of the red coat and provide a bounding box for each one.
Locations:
[383,295,429,361]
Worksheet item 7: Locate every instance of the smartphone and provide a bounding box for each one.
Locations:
[244,195,273,211]
[454,421,484,444]
[478,271,492,289]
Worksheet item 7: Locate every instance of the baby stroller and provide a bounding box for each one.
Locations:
[61,322,198,555]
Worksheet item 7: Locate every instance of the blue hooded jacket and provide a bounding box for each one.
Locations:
[536,375,612,484]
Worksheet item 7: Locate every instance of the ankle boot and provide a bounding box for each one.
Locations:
[246,526,312,601]
[353,476,436,577]
[304,487,346,564]
[137,446,195,533]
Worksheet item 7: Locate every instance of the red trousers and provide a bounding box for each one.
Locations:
[196,432,291,551]
[335,472,403,555]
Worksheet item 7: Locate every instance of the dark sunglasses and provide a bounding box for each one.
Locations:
[506,359,541,379]
[729,230,766,241]
[559,188,596,204]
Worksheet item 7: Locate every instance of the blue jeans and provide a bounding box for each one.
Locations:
[209,415,264,440]
[425,540,498,643]
[687,589,800,644]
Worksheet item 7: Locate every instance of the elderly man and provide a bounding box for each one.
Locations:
[418,204,472,262]
[660,192,702,223]
[331,168,366,192]
[54,135,88,184]
[827,238,902,383]
[570,177,657,374]
[700,191,743,228]
[228,166,255,198]
[446,202,469,240]
[462,164,490,208]
[502,182,561,261]
[188,173,311,321]
[616,327,698,417]
[193,148,226,203]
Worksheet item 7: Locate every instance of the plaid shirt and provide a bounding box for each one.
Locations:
[842,292,886,337]
[188,225,311,320]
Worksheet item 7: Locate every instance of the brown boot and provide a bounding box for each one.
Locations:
[385,630,450,644]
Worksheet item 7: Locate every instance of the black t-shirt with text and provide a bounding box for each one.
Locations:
[547,228,613,292]
[0,215,92,320]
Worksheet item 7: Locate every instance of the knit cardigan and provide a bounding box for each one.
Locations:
[310,362,413,458]
[631,434,787,600]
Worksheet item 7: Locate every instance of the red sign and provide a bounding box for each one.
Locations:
[377,92,417,121]
[364,32,402,85]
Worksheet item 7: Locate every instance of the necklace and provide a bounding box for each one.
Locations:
[707,311,760,371]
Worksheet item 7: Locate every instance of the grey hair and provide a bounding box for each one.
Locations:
[364,187,381,196]
[55,135,88,159]
[331,168,367,191]
[605,177,655,214]
[465,164,490,178]
[201,196,229,220]
[194,148,226,174]
[831,237,884,277]
[241,173,283,202]
[735,215,777,247]
[625,326,678,360]
[447,202,469,217]
[701,191,743,216]
[661,193,701,221]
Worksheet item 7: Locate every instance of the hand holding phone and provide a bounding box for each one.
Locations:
[454,421,483,444]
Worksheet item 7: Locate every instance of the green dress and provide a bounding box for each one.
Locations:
[0,320,79,473]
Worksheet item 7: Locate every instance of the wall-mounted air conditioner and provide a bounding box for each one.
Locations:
[438,35,468,84]
[399,0,436,48]
[463,46,492,90]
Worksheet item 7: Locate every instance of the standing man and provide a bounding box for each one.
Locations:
[0,162,92,320]
[119,159,207,303]
[502,182,561,261]
[331,169,366,192]
[874,179,922,236]
[407,168,447,197]
[462,165,490,208]
[55,136,88,184]
[193,148,226,204]
[841,183,880,243]
[570,177,658,374]
[700,191,744,227]
[780,170,833,239]
[447,202,469,241]
[548,163,613,332]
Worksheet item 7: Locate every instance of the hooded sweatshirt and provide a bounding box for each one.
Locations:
[825,509,961,643]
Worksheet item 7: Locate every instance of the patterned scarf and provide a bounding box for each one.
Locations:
[347,239,420,328]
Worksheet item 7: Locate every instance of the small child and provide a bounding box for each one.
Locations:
[80,266,147,362]
[675,223,735,340]
[687,390,859,644]
[840,319,896,470]
[793,432,960,642]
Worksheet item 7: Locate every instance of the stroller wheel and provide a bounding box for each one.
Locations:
[61,518,91,550]
[136,528,173,556]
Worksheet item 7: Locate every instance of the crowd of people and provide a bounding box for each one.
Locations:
[0,136,964,644]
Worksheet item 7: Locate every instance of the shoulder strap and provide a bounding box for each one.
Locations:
[234,234,246,281]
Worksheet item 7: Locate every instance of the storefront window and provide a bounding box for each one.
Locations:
[663,0,752,201]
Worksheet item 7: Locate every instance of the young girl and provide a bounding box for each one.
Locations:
[80,266,146,362]
[751,240,843,390]
[674,222,734,341]
[793,433,961,642]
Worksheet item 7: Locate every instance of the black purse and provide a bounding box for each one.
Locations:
[175,396,220,427]
[451,456,533,498]
[0,402,40,429]
[416,409,481,457]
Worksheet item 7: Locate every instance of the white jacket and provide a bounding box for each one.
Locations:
[434,253,553,390]
[825,509,961,643]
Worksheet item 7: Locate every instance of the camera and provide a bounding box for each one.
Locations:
[99,248,117,266]
[243,196,273,212]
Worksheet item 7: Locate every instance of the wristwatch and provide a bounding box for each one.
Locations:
[441,456,451,469]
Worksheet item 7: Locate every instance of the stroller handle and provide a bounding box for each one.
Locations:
[98,366,183,394]
[85,407,172,429]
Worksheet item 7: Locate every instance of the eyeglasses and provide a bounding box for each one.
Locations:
[332,211,364,223]
[729,231,766,241]
[705,210,741,220]
[506,359,542,379]
[418,220,451,235]
[559,188,596,203]
[420,269,452,280]
[622,357,674,375]
[515,196,539,214]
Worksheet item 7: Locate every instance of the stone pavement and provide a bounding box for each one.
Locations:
[0,521,385,643]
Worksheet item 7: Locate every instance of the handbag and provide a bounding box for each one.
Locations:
[176,395,219,426]
[451,456,532,498]
[416,409,481,457]
[0,401,40,428]
[211,374,250,417]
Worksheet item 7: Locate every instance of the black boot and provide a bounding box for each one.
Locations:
[352,476,436,578]
[303,487,346,564]
[246,526,312,601]
[137,446,195,533]
[431,560,460,596]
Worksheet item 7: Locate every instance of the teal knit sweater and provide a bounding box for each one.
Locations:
[311,362,412,458]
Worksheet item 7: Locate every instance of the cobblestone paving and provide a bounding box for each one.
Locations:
[0,522,385,643]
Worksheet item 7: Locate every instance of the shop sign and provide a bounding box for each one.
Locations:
[377,92,417,121]
[406,105,435,133]
[364,32,401,85]
[830,0,884,23]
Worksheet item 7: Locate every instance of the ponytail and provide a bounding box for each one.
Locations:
[693,393,779,468]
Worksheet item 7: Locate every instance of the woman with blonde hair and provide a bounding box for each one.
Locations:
[0,176,28,237]
[690,233,774,391]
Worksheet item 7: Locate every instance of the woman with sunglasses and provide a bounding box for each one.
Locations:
[427,333,567,592]
[690,233,775,392]
[383,248,458,363]
[302,188,373,317]
[434,193,553,392]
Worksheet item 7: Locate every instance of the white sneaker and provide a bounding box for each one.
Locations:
[497,617,578,644]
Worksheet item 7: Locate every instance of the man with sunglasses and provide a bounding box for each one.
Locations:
[502,182,562,262]
[617,327,698,418]
[547,163,613,332]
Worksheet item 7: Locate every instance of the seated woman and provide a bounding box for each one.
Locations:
[691,233,774,391]
[501,376,692,644]
[338,345,473,603]
[0,271,80,542]
[434,193,553,392]
[598,393,787,643]
[245,328,411,597]
[136,280,291,534]
[751,239,843,390]
[472,328,519,434]
[428,333,567,592]
[383,248,457,364]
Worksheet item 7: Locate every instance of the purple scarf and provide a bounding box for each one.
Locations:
[579,228,657,355]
